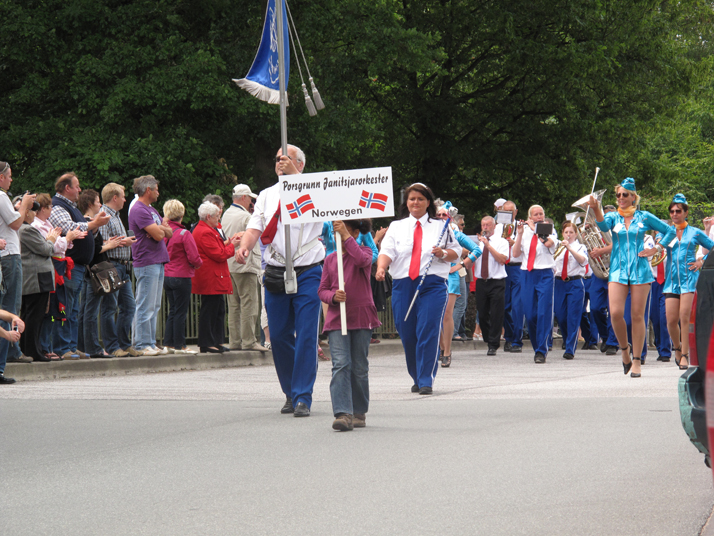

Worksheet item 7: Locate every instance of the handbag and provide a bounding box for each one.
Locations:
[87,261,126,296]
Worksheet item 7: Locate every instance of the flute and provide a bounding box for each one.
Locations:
[404,217,452,321]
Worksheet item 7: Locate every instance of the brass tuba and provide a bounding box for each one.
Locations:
[650,247,667,267]
[571,189,611,280]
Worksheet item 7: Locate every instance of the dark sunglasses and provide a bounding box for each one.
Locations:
[669,208,683,214]
[615,192,630,199]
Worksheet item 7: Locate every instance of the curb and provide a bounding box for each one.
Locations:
[5,349,274,382]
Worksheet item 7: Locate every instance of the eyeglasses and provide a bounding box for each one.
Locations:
[669,209,683,214]
[275,156,295,163]
[615,192,630,199]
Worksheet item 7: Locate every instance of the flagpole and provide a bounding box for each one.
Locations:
[277,0,297,293]
[334,229,348,335]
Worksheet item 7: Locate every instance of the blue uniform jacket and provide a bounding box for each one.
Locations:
[597,210,675,285]
[663,225,714,294]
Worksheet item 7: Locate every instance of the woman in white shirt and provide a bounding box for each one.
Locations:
[376,184,461,395]
[553,222,588,360]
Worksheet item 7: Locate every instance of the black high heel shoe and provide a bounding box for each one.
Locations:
[674,347,683,367]
[679,353,689,370]
[631,357,641,378]
[621,344,633,375]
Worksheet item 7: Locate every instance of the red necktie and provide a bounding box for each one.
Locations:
[656,261,665,285]
[260,203,281,245]
[527,234,538,271]
[409,221,422,280]
[481,242,490,279]
[561,250,569,281]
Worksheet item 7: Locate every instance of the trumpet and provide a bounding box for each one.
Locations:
[553,241,567,260]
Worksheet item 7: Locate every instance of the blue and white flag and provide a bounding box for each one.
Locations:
[233,0,290,104]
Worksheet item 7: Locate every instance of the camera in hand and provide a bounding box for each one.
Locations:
[535,222,553,240]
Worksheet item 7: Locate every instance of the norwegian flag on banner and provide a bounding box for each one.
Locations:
[286,194,316,219]
[358,190,388,211]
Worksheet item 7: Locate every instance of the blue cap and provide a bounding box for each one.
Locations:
[620,177,636,192]
[443,201,453,210]
[672,193,687,205]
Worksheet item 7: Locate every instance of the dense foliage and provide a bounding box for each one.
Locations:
[1,0,713,227]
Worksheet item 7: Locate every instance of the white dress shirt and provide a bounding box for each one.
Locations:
[247,183,325,268]
[381,213,462,279]
[519,225,559,270]
[495,222,522,263]
[473,236,509,279]
[554,242,588,278]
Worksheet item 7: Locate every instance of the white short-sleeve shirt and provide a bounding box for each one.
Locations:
[247,183,325,268]
[380,213,462,279]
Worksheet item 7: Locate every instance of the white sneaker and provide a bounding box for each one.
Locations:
[139,347,160,356]
[182,347,198,355]
[153,346,169,355]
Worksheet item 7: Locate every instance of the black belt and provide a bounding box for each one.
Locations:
[110,259,131,266]
[508,262,521,266]
[559,275,583,282]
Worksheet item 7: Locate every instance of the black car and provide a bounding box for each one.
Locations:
[679,253,714,470]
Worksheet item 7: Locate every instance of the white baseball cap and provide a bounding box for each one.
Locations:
[494,198,507,208]
[233,184,257,198]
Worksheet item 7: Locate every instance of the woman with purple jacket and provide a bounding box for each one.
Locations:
[318,219,381,432]
[163,200,203,354]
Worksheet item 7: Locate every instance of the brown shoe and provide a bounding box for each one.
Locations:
[353,414,366,428]
[112,348,129,358]
[124,347,141,357]
[62,351,81,360]
[245,342,269,352]
[332,414,354,431]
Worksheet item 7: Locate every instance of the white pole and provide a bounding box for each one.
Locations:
[334,230,348,335]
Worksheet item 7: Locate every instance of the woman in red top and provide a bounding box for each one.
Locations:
[192,202,241,353]
[163,199,202,354]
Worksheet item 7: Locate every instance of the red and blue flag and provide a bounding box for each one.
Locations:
[286,194,315,219]
[359,190,388,211]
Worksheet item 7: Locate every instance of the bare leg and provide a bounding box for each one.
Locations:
[608,282,632,367]
[665,296,681,364]
[629,284,651,375]
[679,293,694,367]
[441,294,458,357]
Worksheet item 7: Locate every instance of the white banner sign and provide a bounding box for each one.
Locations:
[278,166,393,223]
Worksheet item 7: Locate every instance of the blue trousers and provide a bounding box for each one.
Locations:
[100,262,135,353]
[264,265,322,408]
[53,263,85,355]
[650,280,671,357]
[392,275,448,389]
[625,287,651,358]
[328,328,370,416]
[503,264,524,348]
[589,275,618,347]
[452,275,468,337]
[554,278,586,355]
[0,254,22,370]
[579,277,599,346]
[521,268,554,356]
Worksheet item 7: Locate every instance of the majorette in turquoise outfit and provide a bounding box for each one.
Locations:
[596,178,676,285]
[663,193,714,295]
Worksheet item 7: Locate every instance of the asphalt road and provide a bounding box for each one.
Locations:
[1,344,712,535]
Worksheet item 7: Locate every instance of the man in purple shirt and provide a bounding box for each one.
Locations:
[128,175,172,355]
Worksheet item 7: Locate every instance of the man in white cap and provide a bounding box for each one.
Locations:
[222,184,267,352]
[494,198,507,212]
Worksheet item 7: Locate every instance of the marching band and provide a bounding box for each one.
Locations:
[381,172,711,384]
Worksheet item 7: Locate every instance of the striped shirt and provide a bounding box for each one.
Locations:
[99,204,131,261]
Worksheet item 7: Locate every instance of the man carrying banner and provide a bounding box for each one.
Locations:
[236,145,324,418]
